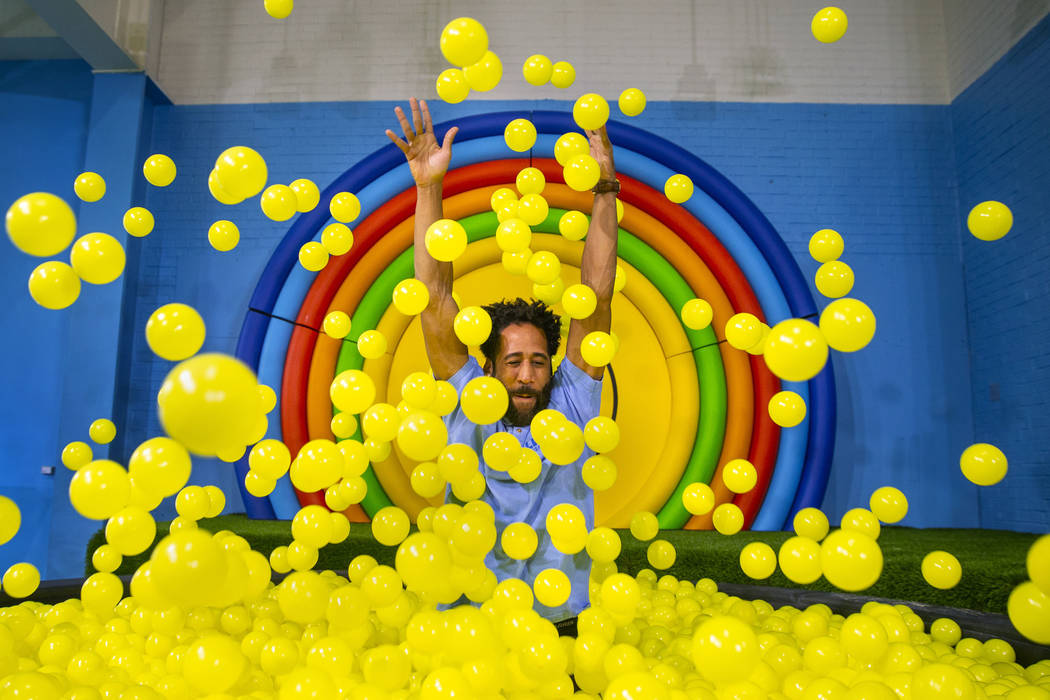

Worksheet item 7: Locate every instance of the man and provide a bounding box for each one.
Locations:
[386,98,618,621]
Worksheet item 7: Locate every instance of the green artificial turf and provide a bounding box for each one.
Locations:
[88,516,1038,614]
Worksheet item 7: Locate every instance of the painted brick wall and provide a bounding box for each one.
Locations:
[156,0,950,105]
[128,97,975,528]
[944,0,1050,98]
[953,13,1050,532]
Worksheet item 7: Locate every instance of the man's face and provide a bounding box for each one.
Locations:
[484,323,553,427]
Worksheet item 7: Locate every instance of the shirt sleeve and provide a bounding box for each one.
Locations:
[549,357,604,427]
[442,355,484,446]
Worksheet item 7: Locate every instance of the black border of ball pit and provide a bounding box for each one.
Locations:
[6,576,1047,664]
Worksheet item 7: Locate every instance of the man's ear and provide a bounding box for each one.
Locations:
[482,359,492,376]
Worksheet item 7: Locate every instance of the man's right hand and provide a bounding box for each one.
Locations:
[385,97,459,187]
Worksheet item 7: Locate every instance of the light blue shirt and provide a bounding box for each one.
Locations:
[444,355,603,621]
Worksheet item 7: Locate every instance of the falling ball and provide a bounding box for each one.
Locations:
[143,153,177,186]
[814,260,854,298]
[819,298,876,352]
[618,88,647,116]
[504,118,537,152]
[463,50,502,92]
[207,220,240,252]
[960,442,1008,485]
[425,219,468,262]
[70,232,125,284]
[436,68,470,104]
[122,207,154,237]
[764,318,829,381]
[812,7,848,43]
[563,154,601,192]
[264,0,293,19]
[329,192,361,223]
[967,200,1013,241]
[922,550,962,589]
[550,61,576,88]
[522,54,553,86]
[809,228,844,262]
[768,390,807,427]
[573,93,610,131]
[146,303,206,361]
[260,184,298,221]
[28,261,80,310]
[6,192,77,257]
[681,298,714,330]
[439,17,489,68]
[73,171,106,202]
[664,174,694,204]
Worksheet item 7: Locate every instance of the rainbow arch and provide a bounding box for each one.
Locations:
[233,110,836,531]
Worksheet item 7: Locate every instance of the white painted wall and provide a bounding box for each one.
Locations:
[943,0,1050,98]
[75,0,158,68]
[0,0,57,37]
[156,0,953,105]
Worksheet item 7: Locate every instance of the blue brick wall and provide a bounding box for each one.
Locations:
[953,13,1050,533]
[0,60,93,574]
[130,98,975,528]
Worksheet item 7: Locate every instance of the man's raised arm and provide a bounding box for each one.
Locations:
[566,126,618,380]
[385,98,467,380]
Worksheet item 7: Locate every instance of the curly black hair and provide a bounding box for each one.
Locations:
[480,298,562,366]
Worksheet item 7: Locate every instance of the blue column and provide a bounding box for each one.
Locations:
[47,71,151,578]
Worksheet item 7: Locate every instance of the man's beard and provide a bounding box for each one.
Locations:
[503,382,553,427]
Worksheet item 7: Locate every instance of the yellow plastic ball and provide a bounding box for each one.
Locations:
[329,191,361,223]
[547,503,588,554]
[713,503,744,535]
[819,298,876,353]
[960,443,1008,485]
[26,260,79,310]
[514,167,546,196]
[61,440,92,470]
[869,486,908,523]
[517,193,549,226]
[809,229,844,262]
[496,218,532,253]
[183,633,246,693]
[618,88,647,116]
[453,305,492,347]
[0,495,21,546]
[522,54,553,85]
[372,506,411,547]
[764,318,829,382]
[550,61,576,88]
[129,436,192,497]
[967,201,1013,241]
[436,68,470,104]
[681,298,714,330]
[501,522,538,560]
[105,506,156,556]
[214,146,267,199]
[534,568,571,608]
[581,331,616,367]
[143,153,176,186]
[70,232,125,284]
[298,241,329,272]
[769,390,807,428]
[840,507,881,540]
[683,481,715,515]
[664,174,694,204]
[554,132,589,167]
[581,454,617,491]
[207,219,239,252]
[812,7,849,43]
[322,310,351,339]
[504,118,537,152]
[647,539,676,570]
[122,206,154,237]
[439,17,488,68]
[357,329,387,359]
[392,277,430,316]
[91,543,122,573]
[6,191,77,257]
[911,664,976,700]
[723,459,758,494]
[74,171,106,202]
[330,369,376,414]
[1008,581,1050,644]
[740,542,777,579]
[692,616,760,684]
[563,283,598,320]
[2,562,40,598]
[922,551,962,589]
[146,303,206,361]
[793,507,830,541]
[321,222,353,255]
[464,50,503,91]
[460,376,508,425]
[600,573,641,616]
[208,166,240,204]
[264,0,293,19]
[288,177,319,212]
[629,511,659,541]
[558,210,589,241]
[69,459,130,520]
[397,410,448,462]
[425,218,468,262]
[523,250,559,286]
[779,536,823,583]
[725,312,762,350]
[821,529,883,592]
[157,352,262,456]
[815,261,854,298]
[573,93,610,131]
[563,153,601,192]
[260,184,297,221]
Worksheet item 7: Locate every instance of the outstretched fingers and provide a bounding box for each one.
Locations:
[420,99,434,135]
[385,129,409,154]
[442,125,459,151]
[409,97,424,137]
[394,105,415,143]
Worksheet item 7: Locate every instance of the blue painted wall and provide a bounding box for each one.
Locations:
[953,13,1050,533]
[0,60,93,575]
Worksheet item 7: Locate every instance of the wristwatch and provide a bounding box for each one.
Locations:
[592,179,620,195]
